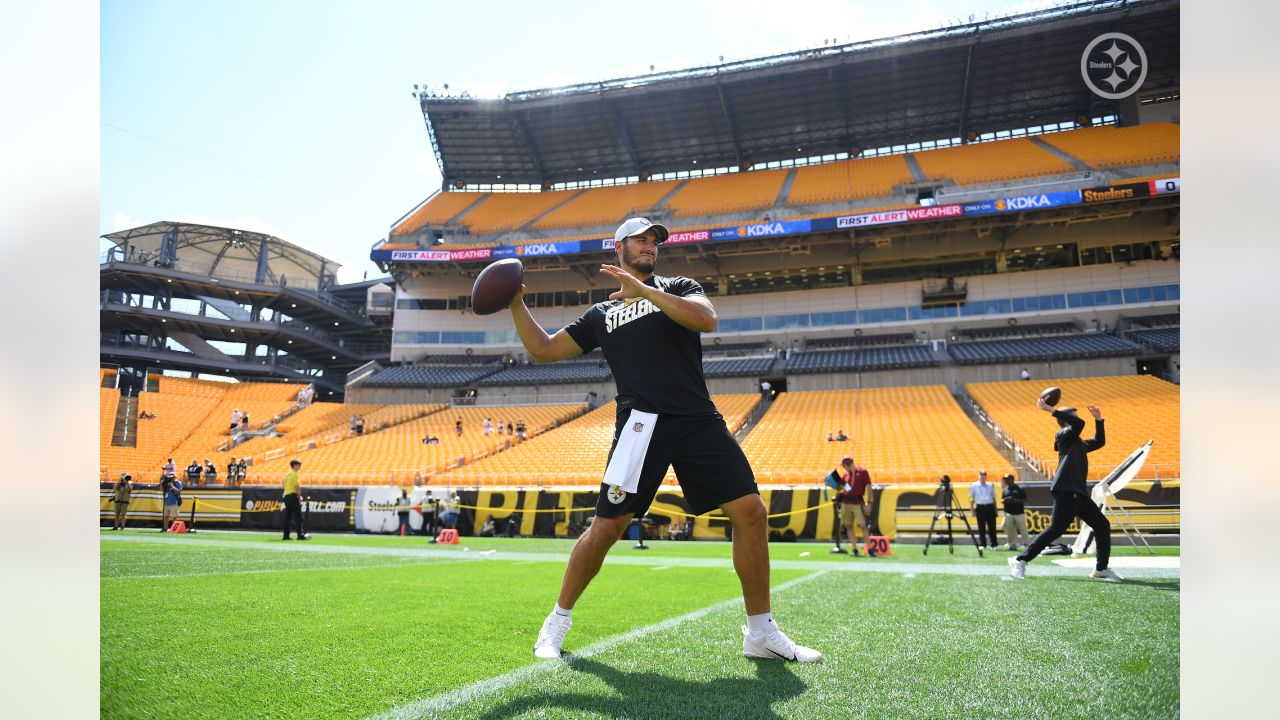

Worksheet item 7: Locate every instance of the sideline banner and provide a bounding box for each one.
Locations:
[871,481,1180,540]
[103,482,1179,539]
[239,487,354,531]
[99,484,243,526]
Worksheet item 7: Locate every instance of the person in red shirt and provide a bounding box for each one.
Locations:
[837,456,873,556]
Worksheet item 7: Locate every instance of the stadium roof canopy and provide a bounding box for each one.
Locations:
[103,221,342,290]
[417,0,1178,188]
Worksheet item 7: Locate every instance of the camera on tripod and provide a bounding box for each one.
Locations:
[923,473,984,556]
[937,475,953,518]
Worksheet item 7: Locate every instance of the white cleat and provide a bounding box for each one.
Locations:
[742,625,823,663]
[1090,568,1125,583]
[533,612,572,659]
[1008,557,1027,580]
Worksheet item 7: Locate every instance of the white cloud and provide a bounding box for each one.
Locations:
[112,211,138,232]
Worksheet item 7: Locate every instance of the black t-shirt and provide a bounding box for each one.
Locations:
[1002,484,1027,514]
[186,463,201,478]
[564,275,717,418]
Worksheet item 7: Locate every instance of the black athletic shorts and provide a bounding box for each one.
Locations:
[594,412,758,518]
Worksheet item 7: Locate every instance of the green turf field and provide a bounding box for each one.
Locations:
[101,530,1179,719]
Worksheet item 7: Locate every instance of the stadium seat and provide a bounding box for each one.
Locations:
[392,192,486,235]
[740,387,1013,485]
[913,137,1075,185]
[531,181,680,229]
[787,155,914,205]
[364,365,506,388]
[664,168,790,218]
[786,346,937,373]
[966,375,1180,480]
[947,334,1143,365]
[1038,122,1180,169]
[443,394,761,486]
[455,190,580,235]
[98,378,306,482]
[1126,328,1179,353]
[478,362,612,386]
[702,356,774,378]
[246,403,588,486]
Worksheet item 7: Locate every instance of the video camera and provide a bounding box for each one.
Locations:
[823,470,843,503]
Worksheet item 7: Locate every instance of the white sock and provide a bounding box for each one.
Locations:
[746,612,775,635]
[553,603,572,618]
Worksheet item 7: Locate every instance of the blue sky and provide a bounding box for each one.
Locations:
[101,0,1050,283]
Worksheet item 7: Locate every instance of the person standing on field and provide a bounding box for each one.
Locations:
[509,217,822,663]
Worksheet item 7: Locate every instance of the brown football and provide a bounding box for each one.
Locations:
[470,259,524,315]
[1040,386,1062,407]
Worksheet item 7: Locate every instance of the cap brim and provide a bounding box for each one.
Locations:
[625,223,669,243]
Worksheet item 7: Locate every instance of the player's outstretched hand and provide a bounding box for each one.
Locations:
[1036,398,1054,412]
[600,264,650,300]
[1087,404,1103,420]
[508,284,527,311]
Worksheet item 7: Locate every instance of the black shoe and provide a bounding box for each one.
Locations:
[299,534,311,541]
[851,548,861,557]
[282,537,291,541]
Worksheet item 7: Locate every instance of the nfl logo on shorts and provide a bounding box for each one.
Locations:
[633,422,644,432]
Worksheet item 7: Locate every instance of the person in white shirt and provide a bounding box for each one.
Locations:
[969,471,998,549]
[1020,368,1031,381]
[483,418,493,436]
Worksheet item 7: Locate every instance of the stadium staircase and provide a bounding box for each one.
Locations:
[953,390,1045,482]
[653,180,688,211]
[221,400,312,450]
[903,154,927,183]
[733,392,772,443]
[932,344,955,367]
[167,331,235,362]
[196,295,252,322]
[519,190,585,231]
[111,393,139,448]
[1028,137,1091,172]
[773,169,799,206]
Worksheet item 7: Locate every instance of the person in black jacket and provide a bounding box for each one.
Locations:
[1009,400,1123,582]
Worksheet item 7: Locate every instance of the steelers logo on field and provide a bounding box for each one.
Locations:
[1080,32,1147,100]
[607,485,627,504]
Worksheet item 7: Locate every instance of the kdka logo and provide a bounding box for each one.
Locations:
[1080,32,1148,100]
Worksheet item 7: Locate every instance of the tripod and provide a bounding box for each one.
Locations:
[923,481,984,556]
[829,500,848,553]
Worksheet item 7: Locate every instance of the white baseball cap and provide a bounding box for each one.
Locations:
[614,217,670,244]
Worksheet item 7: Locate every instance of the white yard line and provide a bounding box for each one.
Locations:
[104,560,453,581]
[365,571,829,720]
[103,535,1181,579]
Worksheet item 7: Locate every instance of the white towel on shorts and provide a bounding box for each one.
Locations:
[601,409,658,494]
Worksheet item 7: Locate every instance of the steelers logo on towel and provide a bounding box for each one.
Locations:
[607,485,627,504]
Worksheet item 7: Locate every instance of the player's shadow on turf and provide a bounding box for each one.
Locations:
[477,657,806,720]
[1059,577,1180,592]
